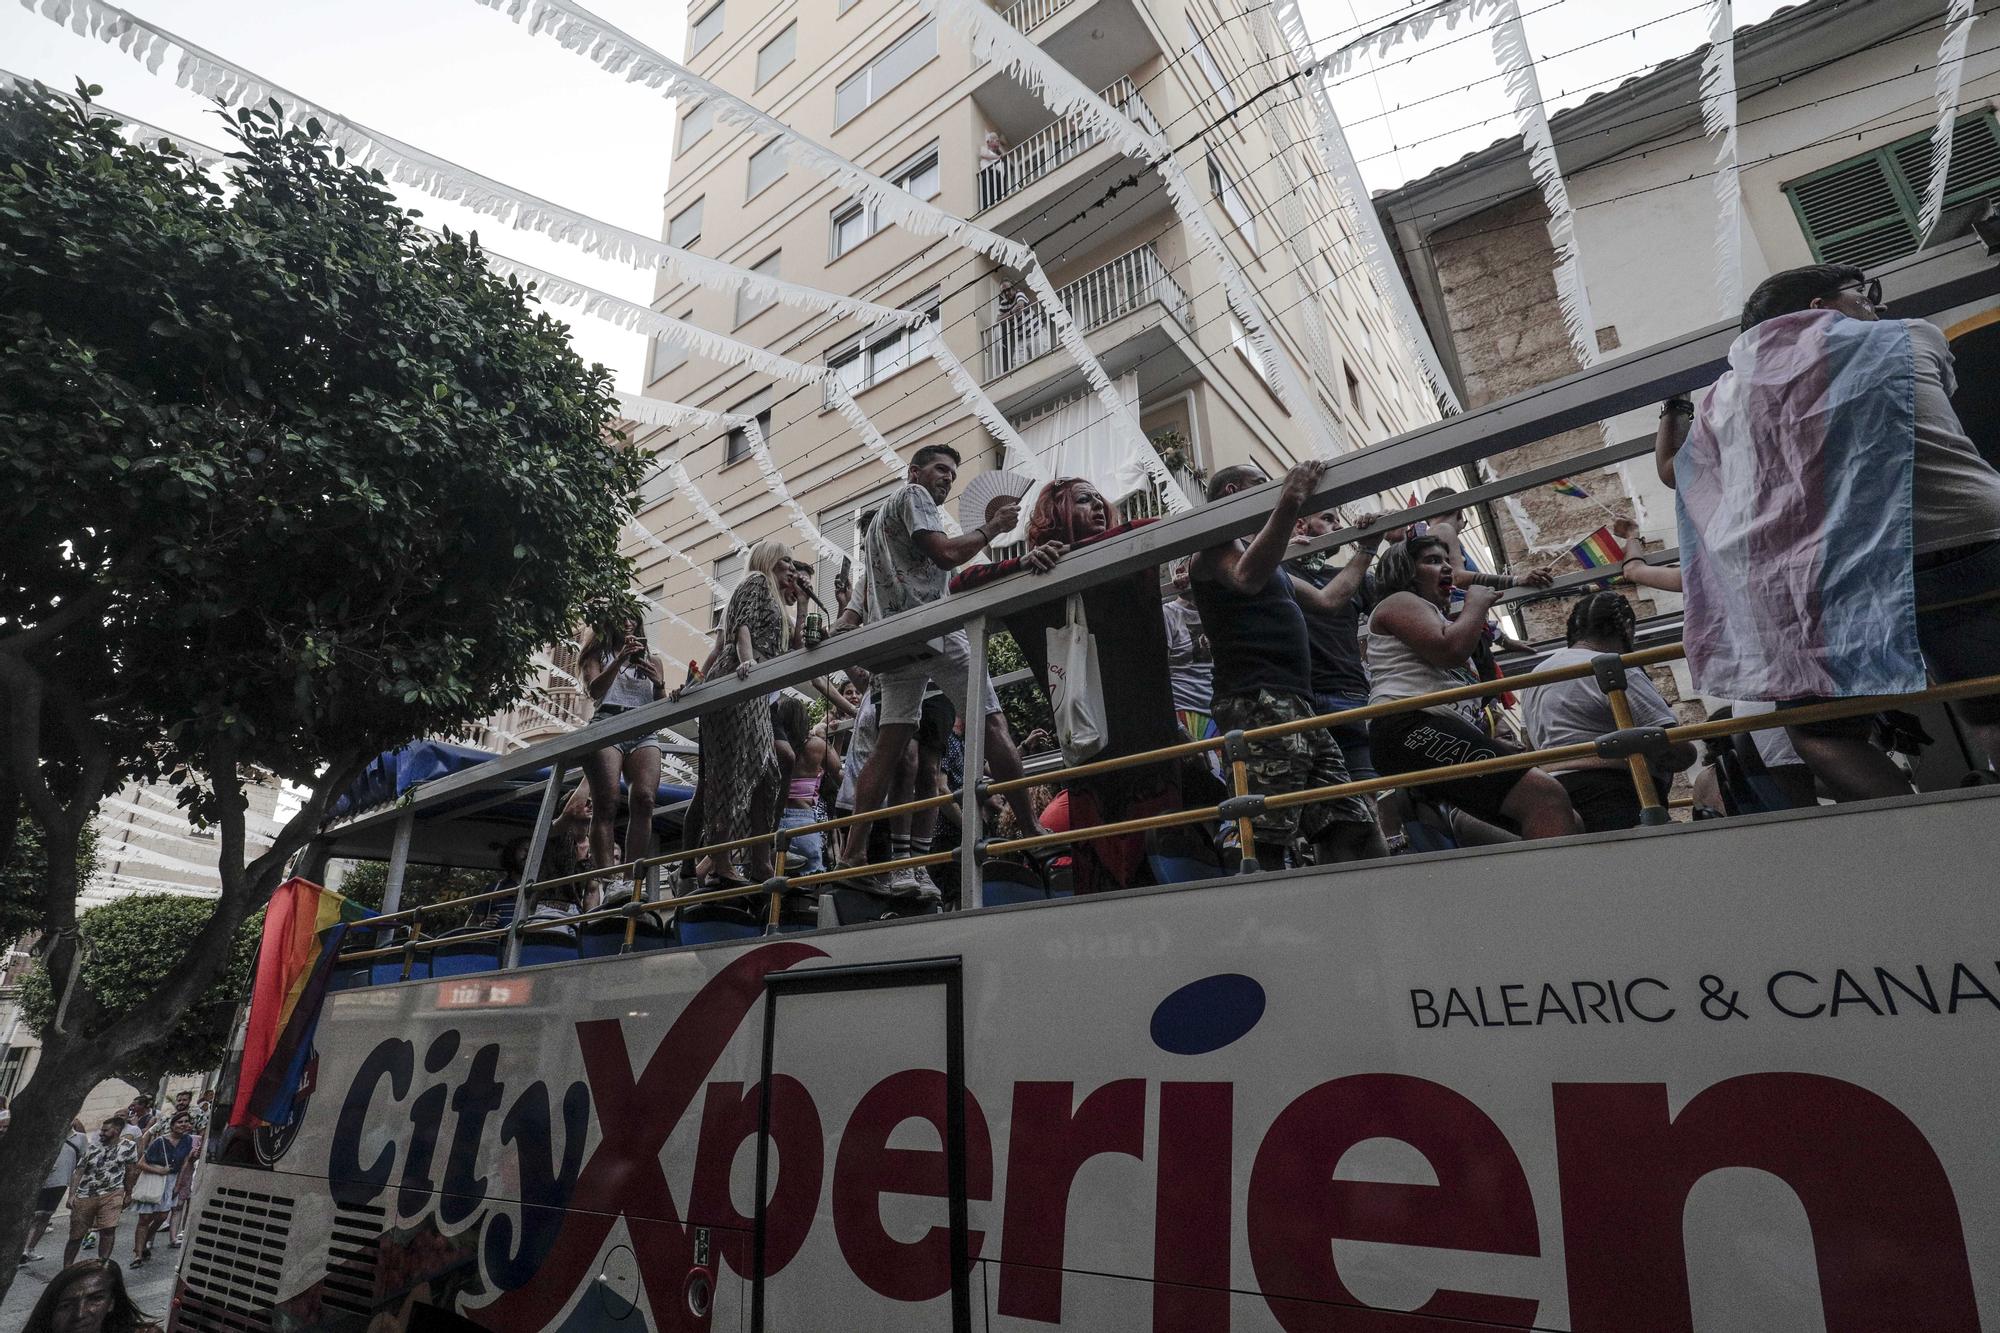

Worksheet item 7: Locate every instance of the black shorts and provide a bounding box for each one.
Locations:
[1555,768,1645,833]
[916,692,956,754]
[1370,708,1533,826]
[36,1184,65,1214]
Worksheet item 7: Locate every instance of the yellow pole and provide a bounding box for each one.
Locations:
[1603,684,1669,823]
[1228,756,1260,873]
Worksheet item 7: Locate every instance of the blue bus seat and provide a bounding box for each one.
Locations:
[980,860,1051,906]
[429,932,500,977]
[677,901,764,945]
[518,925,578,968]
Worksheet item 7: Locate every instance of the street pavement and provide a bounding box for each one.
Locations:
[1,1205,182,1327]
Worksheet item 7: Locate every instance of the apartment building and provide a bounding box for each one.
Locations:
[596,0,1447,679]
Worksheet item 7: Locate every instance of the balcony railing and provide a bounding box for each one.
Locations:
[997,0,1077,34]
[978,77,1158,211]
[981,242,1190,379]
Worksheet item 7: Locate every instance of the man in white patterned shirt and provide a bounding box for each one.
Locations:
[65,1115,137,1265]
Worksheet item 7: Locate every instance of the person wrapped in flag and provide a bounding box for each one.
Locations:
[1673,263,2000,795]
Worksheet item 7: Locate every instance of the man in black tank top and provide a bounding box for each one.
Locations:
[1190,461,1386,868]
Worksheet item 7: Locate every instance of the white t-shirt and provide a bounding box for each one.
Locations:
[1521,646,1678,768]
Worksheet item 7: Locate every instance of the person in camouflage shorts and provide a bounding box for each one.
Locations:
[1190,459,1387,868]
[1213,688,1373,848]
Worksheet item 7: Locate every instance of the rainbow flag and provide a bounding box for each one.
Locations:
[1569,525,1626,570]
[231,878,372,1129]
[1552,477,1590,499]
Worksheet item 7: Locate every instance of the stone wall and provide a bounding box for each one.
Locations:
[1429,192,1702,751]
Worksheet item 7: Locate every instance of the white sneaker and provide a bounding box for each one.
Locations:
[882,867,921,896]
[905,866,942,900]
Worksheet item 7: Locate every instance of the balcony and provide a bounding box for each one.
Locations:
[998,0,1079,34]
[978,77,1158,212]
[981,243,1190,380]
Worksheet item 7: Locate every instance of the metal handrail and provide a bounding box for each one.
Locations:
[981,242,1191,379]
[978,77,1155,210]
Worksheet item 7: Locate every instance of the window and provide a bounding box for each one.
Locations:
[639,449,676,508]
[736,252,781,325]
[756,22,795,87]
[1230,313,1274,390]
[1345,364,1362,412]
[834,19,936,128]
[814,483,901,607]
[678,100,713,152]
[648,335,687,384]
[710,550,745,628]
[690,1,724,56]
[725,387,776,464]
[1209,157,1257,249]
[826,292,940,400]
[1187,18,1238,114]
[831,201,872,259]
[1785,111,2000,266]
[668,198,703,249]
[747,140,787,200]
[828,144,940,258]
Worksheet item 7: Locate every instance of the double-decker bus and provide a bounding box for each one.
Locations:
[164,239,2000,1333]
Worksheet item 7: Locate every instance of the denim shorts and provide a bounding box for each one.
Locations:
[595,703,663,755]
[1313,692,1378,781]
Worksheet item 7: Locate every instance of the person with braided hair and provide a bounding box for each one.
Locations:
[1519,591,1697,831]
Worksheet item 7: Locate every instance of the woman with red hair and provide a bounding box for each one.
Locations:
[954,478,1223,890]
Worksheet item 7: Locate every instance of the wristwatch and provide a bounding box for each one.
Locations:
[1660,395,1695,418]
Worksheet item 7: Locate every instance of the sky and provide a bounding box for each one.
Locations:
[1,0,1796,391]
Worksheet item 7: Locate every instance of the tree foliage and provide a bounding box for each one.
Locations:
[0,817,96,948]
[15,894,259,1089]
[0,81,650,1295]
[337,859,492,915]
[0,84,646,813]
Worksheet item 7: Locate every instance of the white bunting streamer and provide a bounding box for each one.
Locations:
[1489,0,1596,374]
[666,458,745,553]
[628,519,726,602]
[1920,0,1979,243]
[466,0,1033,269]
[1323,0,1485,74]
[17,0,917,329]
[1267,0,1464,411]
[742,419,846,564]
[611,390,738,433]
[928,340,1048,481]
[1699,0,1742,317]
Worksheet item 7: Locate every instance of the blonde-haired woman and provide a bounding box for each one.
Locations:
[700,539,803,885]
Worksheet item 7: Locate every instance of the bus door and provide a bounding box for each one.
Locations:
[752,957,975,1333]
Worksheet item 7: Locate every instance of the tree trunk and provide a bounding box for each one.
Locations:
[0,1031,114,1302]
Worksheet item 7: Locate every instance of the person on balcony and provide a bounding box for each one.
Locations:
[1366,535,1582,841]
[831,444,1055,892]
[952,477,1224,891]
[1519,591,1695,831]
[577,614,666,887]
[1189,461,1386,868]
[1674,263,2000,795]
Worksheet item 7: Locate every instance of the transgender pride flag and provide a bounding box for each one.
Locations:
[1676,308,1924,700]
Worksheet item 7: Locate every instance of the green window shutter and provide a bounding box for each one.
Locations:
[1786,112,2000,266]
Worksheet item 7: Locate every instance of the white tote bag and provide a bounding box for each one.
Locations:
[1045,593,1108,764]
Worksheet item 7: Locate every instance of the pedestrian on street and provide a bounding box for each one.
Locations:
[23,1118,89,1263]
[21,1258,160,1333]
[129,1111,194,1267]
[63,1118,135,1267]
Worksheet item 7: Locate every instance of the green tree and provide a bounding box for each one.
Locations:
[14,894,259,1089]
[0,82,645,1295]
[988,631,1057,756]
[337,859,492,916]
[0,817,96,949]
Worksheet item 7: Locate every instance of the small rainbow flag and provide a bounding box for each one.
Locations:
[1569,525,1627,570]
[1552,478,1590,499]
[231,878,372,1129]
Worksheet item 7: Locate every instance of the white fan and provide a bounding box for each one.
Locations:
[957,469,1034,531]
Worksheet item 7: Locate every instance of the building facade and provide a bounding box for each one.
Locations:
[1375,0,2000,649]
[607,0,1450,674]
